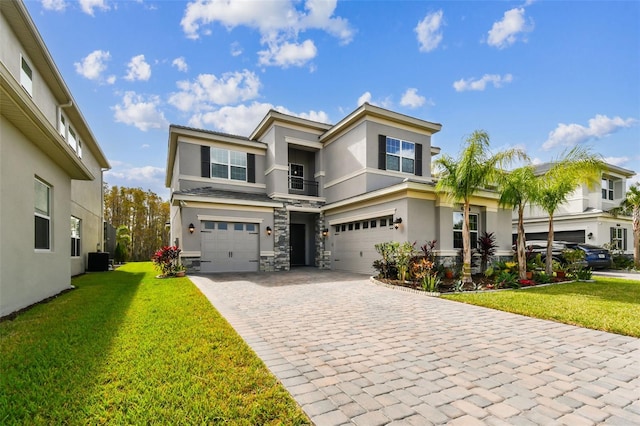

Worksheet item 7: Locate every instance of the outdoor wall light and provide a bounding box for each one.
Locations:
[393,217,403,229]
[266,226,272,236]
[322,228,329,237]
[188,223,195,234]
[587,232,593,240]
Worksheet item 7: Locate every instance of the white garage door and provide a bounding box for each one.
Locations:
[200,221,259,273]
[332,216,396,274]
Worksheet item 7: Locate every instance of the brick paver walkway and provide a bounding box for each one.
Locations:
[190,271,640,425]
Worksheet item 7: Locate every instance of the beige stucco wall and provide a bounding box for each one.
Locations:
[1,117,72,316]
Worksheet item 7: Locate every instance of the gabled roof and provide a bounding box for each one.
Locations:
[319,103,442,145]
[0,0,109,171]
[249,109,333,141]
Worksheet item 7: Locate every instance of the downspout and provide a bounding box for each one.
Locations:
[56,100,73,135]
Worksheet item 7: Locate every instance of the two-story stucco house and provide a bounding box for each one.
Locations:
[0,0,110,317]
[167,103,514,275]
[516,163,636,253]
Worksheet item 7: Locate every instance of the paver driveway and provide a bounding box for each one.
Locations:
[190,270,640,425]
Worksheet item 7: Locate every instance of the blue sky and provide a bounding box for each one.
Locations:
[25,0,640,198]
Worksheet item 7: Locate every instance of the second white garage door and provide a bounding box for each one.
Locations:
[200,221,259,273]
[332,216,396,274]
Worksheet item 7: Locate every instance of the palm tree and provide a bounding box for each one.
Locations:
[498,166,538,280]
[610,183,640,268]
[536,146,605,275]
[434,130,526,284]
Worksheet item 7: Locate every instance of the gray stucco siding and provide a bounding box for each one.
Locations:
[323,121,367,183]
[406,198,438,247]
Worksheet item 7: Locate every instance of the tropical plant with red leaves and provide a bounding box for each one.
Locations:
[152,245,181,276]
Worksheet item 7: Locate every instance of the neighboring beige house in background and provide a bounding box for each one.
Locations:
[166,103,515,275]
[0,0,110,317]
[516,163,636,253]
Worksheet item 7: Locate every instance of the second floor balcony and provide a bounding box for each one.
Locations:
[289,177,319,197]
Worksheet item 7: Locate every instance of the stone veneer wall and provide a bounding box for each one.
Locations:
[272,197,329,271]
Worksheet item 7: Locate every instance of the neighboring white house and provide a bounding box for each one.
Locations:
[516,163,636,254]
[0,0,110,317]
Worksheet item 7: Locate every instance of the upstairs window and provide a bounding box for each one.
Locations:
[68,127,78,153]
[211,147,247,181]
[601,178,615,200]
[386,137,415,174]
[71,217,81,257]
[453,212,478,250]
[35,178,51,250]
[289,163,304,190]
[20,56,33,96]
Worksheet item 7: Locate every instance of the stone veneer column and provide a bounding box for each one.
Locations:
[315,212,331,269]
[273,206,290,271]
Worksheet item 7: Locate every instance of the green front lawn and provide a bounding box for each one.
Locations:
[0,262,309,425]
[443,276,640,338]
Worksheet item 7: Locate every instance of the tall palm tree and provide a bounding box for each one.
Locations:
[610,183,640,268]
[435,130,526,284]
[498,165,538,280]
[536,146,605,275]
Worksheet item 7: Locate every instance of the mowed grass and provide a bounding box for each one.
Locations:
[443,276,640,338]
[0,262,309,425]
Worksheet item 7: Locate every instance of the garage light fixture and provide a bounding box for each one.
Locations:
[393,217,403,229]
[266,226,272,236]
[188,223,195,234]
[322,228,329,237]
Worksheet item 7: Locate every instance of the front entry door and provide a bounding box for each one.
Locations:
[290,223,306,266]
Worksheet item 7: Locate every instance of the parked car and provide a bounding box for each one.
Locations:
[519,240,611,270]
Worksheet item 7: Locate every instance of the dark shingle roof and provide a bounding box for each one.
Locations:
[173,187,274,203]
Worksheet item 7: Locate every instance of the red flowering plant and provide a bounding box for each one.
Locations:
[151,246,182,277]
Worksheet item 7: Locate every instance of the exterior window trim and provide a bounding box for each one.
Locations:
[211,147,247,182]
[34,178,51,251]
[71,216,81,257]
[602,177,615,201]
[288,163,304,190]
[20,54,33,96]
[453,211,479,250]
[385,136,415,174]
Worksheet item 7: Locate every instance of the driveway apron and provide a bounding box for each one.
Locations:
[189,271,640,426]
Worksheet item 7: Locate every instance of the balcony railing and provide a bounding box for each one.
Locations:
[288,177,319,197]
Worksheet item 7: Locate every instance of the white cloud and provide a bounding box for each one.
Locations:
[180,0,353,67]
[258,39,317,68]
[42,0,66,11]
[487,7,533,49]
[357,92,372,106]
[400,88,426,108]
[543,115,637,150]
[189,102,330,136]
[106,165,165,181]
[74,50,111,81]
[172,57,188,72]
[112,91,168,131]
[125,55,151,82]
[453,73,513,92]
[603,156,630,167]
[415,10,444,52]
[168,70,261,112]
[356,92,392,109]
[106,75,117,84]
[79,0,109,16]
[230,42,243,57]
